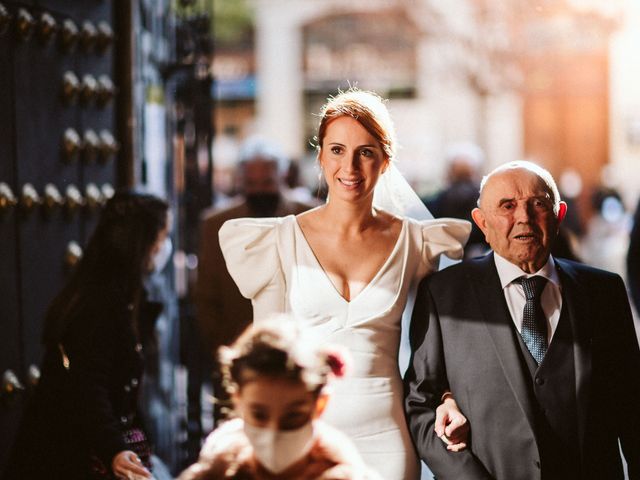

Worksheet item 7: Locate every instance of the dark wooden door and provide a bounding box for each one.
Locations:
[0,3,22,465]
[0,1,117,471]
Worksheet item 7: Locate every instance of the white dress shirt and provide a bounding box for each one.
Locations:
[493,253,563,344]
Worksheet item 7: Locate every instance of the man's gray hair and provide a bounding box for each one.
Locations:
[478,160,562,214]
[445,141,485,169]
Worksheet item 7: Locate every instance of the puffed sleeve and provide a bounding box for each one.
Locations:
[218,217,287,320]
[417,218,472,278]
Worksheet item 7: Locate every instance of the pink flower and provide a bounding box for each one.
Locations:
[325,349,349,378]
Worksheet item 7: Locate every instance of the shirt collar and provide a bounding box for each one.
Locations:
[493,252,560,289]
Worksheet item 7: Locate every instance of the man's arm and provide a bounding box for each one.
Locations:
[404,279,493,480]
[608,275,640,476]
[627,199,640,314]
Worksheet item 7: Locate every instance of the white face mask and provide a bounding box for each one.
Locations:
[152,237,172,273]
[243,421,315,474]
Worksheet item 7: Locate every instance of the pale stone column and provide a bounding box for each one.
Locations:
[609,1,640,206]
[254,1,305,159]
[484,92,523,171]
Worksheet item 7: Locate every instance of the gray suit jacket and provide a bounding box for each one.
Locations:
[404,253,640,480]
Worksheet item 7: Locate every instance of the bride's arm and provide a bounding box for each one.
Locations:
[435,392,470,452]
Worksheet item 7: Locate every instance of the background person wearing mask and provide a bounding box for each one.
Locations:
[5,191,170,480]
[196,137,312,424]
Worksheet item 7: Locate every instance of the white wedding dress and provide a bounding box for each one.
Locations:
[219,214,470,480]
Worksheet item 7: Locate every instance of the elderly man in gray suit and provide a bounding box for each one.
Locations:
[405,161,640,479]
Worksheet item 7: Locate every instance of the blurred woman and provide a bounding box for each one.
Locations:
[5,191,170,480]
[219,89,471,479]
[179,319,379,480]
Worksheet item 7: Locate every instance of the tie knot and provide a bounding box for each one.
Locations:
[517,276,547,300]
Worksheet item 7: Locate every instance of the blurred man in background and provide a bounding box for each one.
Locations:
[423,142,488,259]
[195,136,312,424]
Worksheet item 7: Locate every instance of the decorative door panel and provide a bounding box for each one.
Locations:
[12,3,82,373]
[0,7,22,468]
[76,2,116,242]
[0,1,118,473]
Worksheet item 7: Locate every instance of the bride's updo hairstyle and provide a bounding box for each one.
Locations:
[219,318,347,398]
[315,88,397,163]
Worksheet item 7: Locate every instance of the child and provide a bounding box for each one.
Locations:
[179,318,380,479]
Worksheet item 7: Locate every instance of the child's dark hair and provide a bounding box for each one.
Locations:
[219,317,347,397]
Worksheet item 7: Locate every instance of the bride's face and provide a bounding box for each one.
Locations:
[319,116,388,205]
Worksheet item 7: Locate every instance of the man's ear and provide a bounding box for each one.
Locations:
[557,201,568,223]
[471,207,487,235]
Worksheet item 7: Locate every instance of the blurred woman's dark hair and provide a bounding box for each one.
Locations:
[42,190,169,346]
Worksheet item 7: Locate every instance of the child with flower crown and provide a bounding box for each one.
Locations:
[178,317,380,480]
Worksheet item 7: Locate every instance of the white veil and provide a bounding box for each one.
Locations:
[371,164,454,376]
[372,163,433,220]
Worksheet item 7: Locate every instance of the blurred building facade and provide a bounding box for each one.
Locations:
[609,0,640,207]
[214,0,639,219]
[252,0,523,193]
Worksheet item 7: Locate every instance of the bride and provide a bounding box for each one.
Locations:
[219,89,471,479]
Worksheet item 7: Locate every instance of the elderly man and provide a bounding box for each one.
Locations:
[405,161,640,479]
[196,137,311,422]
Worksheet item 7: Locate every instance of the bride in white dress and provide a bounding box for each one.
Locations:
[219,89,471,479]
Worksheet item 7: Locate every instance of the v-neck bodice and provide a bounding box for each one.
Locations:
[288,215,409,349]
[219,213,471,480]
[292,216,407,305]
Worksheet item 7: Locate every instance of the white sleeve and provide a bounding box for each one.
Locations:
[219,217,287,321]
[417,218,472,278]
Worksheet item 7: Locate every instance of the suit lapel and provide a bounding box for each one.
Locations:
[469,254,538,435]
[555,259,592,459]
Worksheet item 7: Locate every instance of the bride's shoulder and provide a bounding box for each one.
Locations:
[219,215,299,245]
[221,215,291,230]
[295,205,325,228]
[371,208,404,231]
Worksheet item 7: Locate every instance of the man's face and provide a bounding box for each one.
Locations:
[471,167,566,273]
[240,158,281,216]
[241,158,280,196]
